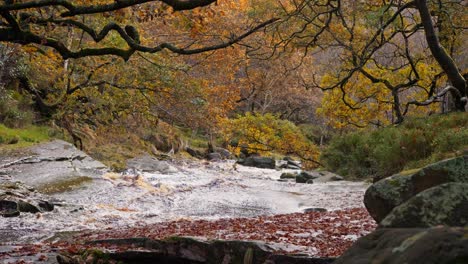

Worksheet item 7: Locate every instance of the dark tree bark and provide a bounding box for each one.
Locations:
[415,0,467,111]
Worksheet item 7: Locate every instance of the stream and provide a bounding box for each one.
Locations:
[1,159,369,244]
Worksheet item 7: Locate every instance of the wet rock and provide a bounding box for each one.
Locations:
[237,156,276,169]
[0,182,55,215]
[364,156,468,223]
[0,200,19,217]
[296,171,319,183]
[17,200,40,213]
[334,227,468,264]
[127,154,177,173]
[77,237,335,264]
[303,207,327,213]
[38,200,54,212]
[379,183,468,228]
[280,172,297,179]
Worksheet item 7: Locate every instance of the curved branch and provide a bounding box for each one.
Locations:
[0,0,217,16]
[0,18,279,60]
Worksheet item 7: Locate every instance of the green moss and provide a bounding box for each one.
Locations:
[37,176,93,194]
[0,124,55,150]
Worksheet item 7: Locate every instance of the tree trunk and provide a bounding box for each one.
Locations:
[415,0,466,111]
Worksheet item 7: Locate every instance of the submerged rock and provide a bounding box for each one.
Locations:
[334,227,468,264]
[364,156,468,223]
[380,183,468,228]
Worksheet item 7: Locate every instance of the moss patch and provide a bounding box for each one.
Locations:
[37,176,93,194]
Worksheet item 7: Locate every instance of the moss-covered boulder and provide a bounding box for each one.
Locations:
[379,183,468,228]
[334,227,468,264]
[364,156,468,222]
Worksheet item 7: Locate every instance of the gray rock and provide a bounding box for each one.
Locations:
[312,173,344,183]
[295,171,343,184]
[364,156,468,223]
[213,147,232,159]
[334,227,468,264]
[0,140,106,191]
[380,183,468,228]
[279,157,302,169]
[237,156,276,169]
[206,153,222,161]
[127,154,177,173]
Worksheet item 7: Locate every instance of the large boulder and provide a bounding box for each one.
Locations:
[237,156,276,169]
[334,227,468,264]
[364,156,468,222]
[379,183,468,228]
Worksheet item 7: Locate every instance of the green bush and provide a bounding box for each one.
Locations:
[321,113,468,180]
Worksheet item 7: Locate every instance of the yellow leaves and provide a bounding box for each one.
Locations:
[221,113,320,168]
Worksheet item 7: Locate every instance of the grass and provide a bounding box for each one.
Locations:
[0,124,54,150]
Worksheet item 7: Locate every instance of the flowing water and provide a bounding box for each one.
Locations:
[0,159,369,244]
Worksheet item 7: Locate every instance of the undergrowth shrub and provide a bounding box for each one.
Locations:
[321,113,468,179]
[221,112,320,168]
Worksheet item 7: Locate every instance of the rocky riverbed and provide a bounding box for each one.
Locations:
[0,140,375,263]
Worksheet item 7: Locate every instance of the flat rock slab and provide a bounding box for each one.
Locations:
[0,140,107,190]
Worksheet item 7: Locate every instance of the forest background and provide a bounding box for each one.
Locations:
[0,0,466,181]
